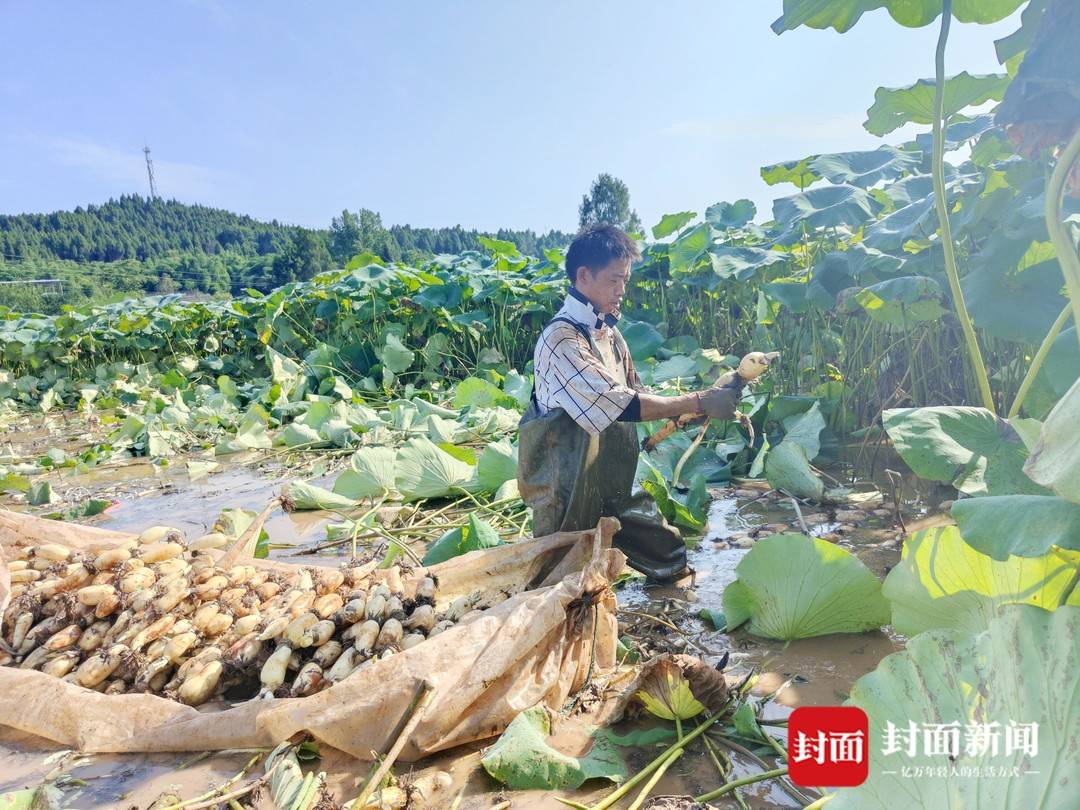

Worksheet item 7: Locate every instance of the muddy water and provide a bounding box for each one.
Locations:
[1,429,916,807]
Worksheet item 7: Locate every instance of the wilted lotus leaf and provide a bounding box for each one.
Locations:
[634,654,730,721]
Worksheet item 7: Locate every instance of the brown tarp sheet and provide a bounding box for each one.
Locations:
[0,509,624,761]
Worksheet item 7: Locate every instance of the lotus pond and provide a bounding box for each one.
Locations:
[2,0,1080,805]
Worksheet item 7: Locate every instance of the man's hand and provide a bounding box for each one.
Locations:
[697,386,738,420]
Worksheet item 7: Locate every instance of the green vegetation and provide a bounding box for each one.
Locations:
[1,2,1079,806]
[0,195,572,312]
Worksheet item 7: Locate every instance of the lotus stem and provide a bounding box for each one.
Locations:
[1046,125,1080,349]
[353,681,436,808]
[671,419,709,489]
[627,748,684,810]
[586,712,726,810]
[1008,304,1073,418]
[694,766,789,803]
[931,0,996,412]
[802,796,835,810]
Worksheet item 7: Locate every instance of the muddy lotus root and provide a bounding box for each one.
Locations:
[2,532,482,707]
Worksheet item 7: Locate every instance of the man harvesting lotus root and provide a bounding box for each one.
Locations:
[517,224,740,584]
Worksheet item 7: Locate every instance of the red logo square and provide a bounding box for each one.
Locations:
[787,706,869,787]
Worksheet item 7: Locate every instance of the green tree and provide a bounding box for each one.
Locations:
[270,230,332,287]
[578,173,643,234]
[329,210,363,263]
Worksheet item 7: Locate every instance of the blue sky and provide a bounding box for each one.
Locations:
[0,1,1020,234]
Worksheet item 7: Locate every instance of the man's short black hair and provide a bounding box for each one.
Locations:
[565,223,640,286]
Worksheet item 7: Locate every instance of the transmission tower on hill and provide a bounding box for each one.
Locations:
[143,145,158,199]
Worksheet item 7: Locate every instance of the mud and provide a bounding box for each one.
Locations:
[1,420,925,808]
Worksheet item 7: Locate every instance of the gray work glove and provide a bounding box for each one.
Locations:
[697,386,739,420]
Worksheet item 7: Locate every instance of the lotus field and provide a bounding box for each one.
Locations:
[1,1,1079,808]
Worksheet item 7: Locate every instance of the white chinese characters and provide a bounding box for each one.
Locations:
[882,721,1038,759]
[792,729,866,765]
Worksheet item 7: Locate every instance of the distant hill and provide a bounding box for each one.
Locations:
[0,195,300,262]
[0,195,573,264]
[0,196,573,313]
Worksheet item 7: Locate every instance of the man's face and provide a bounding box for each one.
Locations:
[575,258,631,316]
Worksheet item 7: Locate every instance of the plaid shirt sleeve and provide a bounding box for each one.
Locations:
[534,323,637,436]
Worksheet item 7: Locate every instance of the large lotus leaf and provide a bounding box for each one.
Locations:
[705,199,756,229]
[651,211,697,240]
[831,606,1079,810]
[266,347,304,399]
[453,376,505,409]
[333,446,397,500]
[284,480,357,512]
[669,223,713,274]
[651,354,698,384]
[759,156,821,189]
[764,441,824,501]
[708,246,790,281]
[722,534,890,640]
[815,243,906,302]
[862,193,938,252]
[378,333,415,374]
[852,276,947,327]
[1024,377,1080,502]
[1038,325,1079,394]
[476,438,517,493]
[781,400,825,460]
[772,184,882,235]
[865,73,1010,137]
[962,232,1068,344]
[772,0,1025,34]
[762,278,809,313]
[394,437,475,500]
[952,495,1080,559]
[809,147,920,188]
[994,0,1048,63]
[882,525,1079,636]
[214,412,272,456]
[883,407,1048,496]
[620,320,664,361]
[480,705,624,790]
[883,172,934,207]
[413,281,465,310]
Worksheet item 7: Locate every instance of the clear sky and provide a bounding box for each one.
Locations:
[0,1,1021,234]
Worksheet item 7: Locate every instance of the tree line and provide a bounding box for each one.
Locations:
[0,174,642,312]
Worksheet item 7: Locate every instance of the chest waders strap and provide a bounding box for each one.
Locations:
[528,316,599,406]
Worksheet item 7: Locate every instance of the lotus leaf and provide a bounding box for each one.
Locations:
[394,437,474,500]
[865,72,1010,137]
[651,211,697,240]
[831,606,1078,810]
[951,495,1080,558]
[810,147,920,188]
[772,0,1026,34]
[1024,377,1080,502]
[772,184,882,239]
[764,441,824,501]
[333,446,397,500]
[883,406,1048,496]
[480,706,625,791]
[722,534,891,640]
[284,480,357,512]
[882,525,1080,636]
[476,438,517,493]
[705,199,756,229]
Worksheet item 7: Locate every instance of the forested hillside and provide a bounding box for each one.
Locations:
[0,196,572,312]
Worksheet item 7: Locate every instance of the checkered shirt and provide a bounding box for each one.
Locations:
[532,291,643,436]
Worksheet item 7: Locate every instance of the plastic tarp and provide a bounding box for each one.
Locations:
[0,509,624,761]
